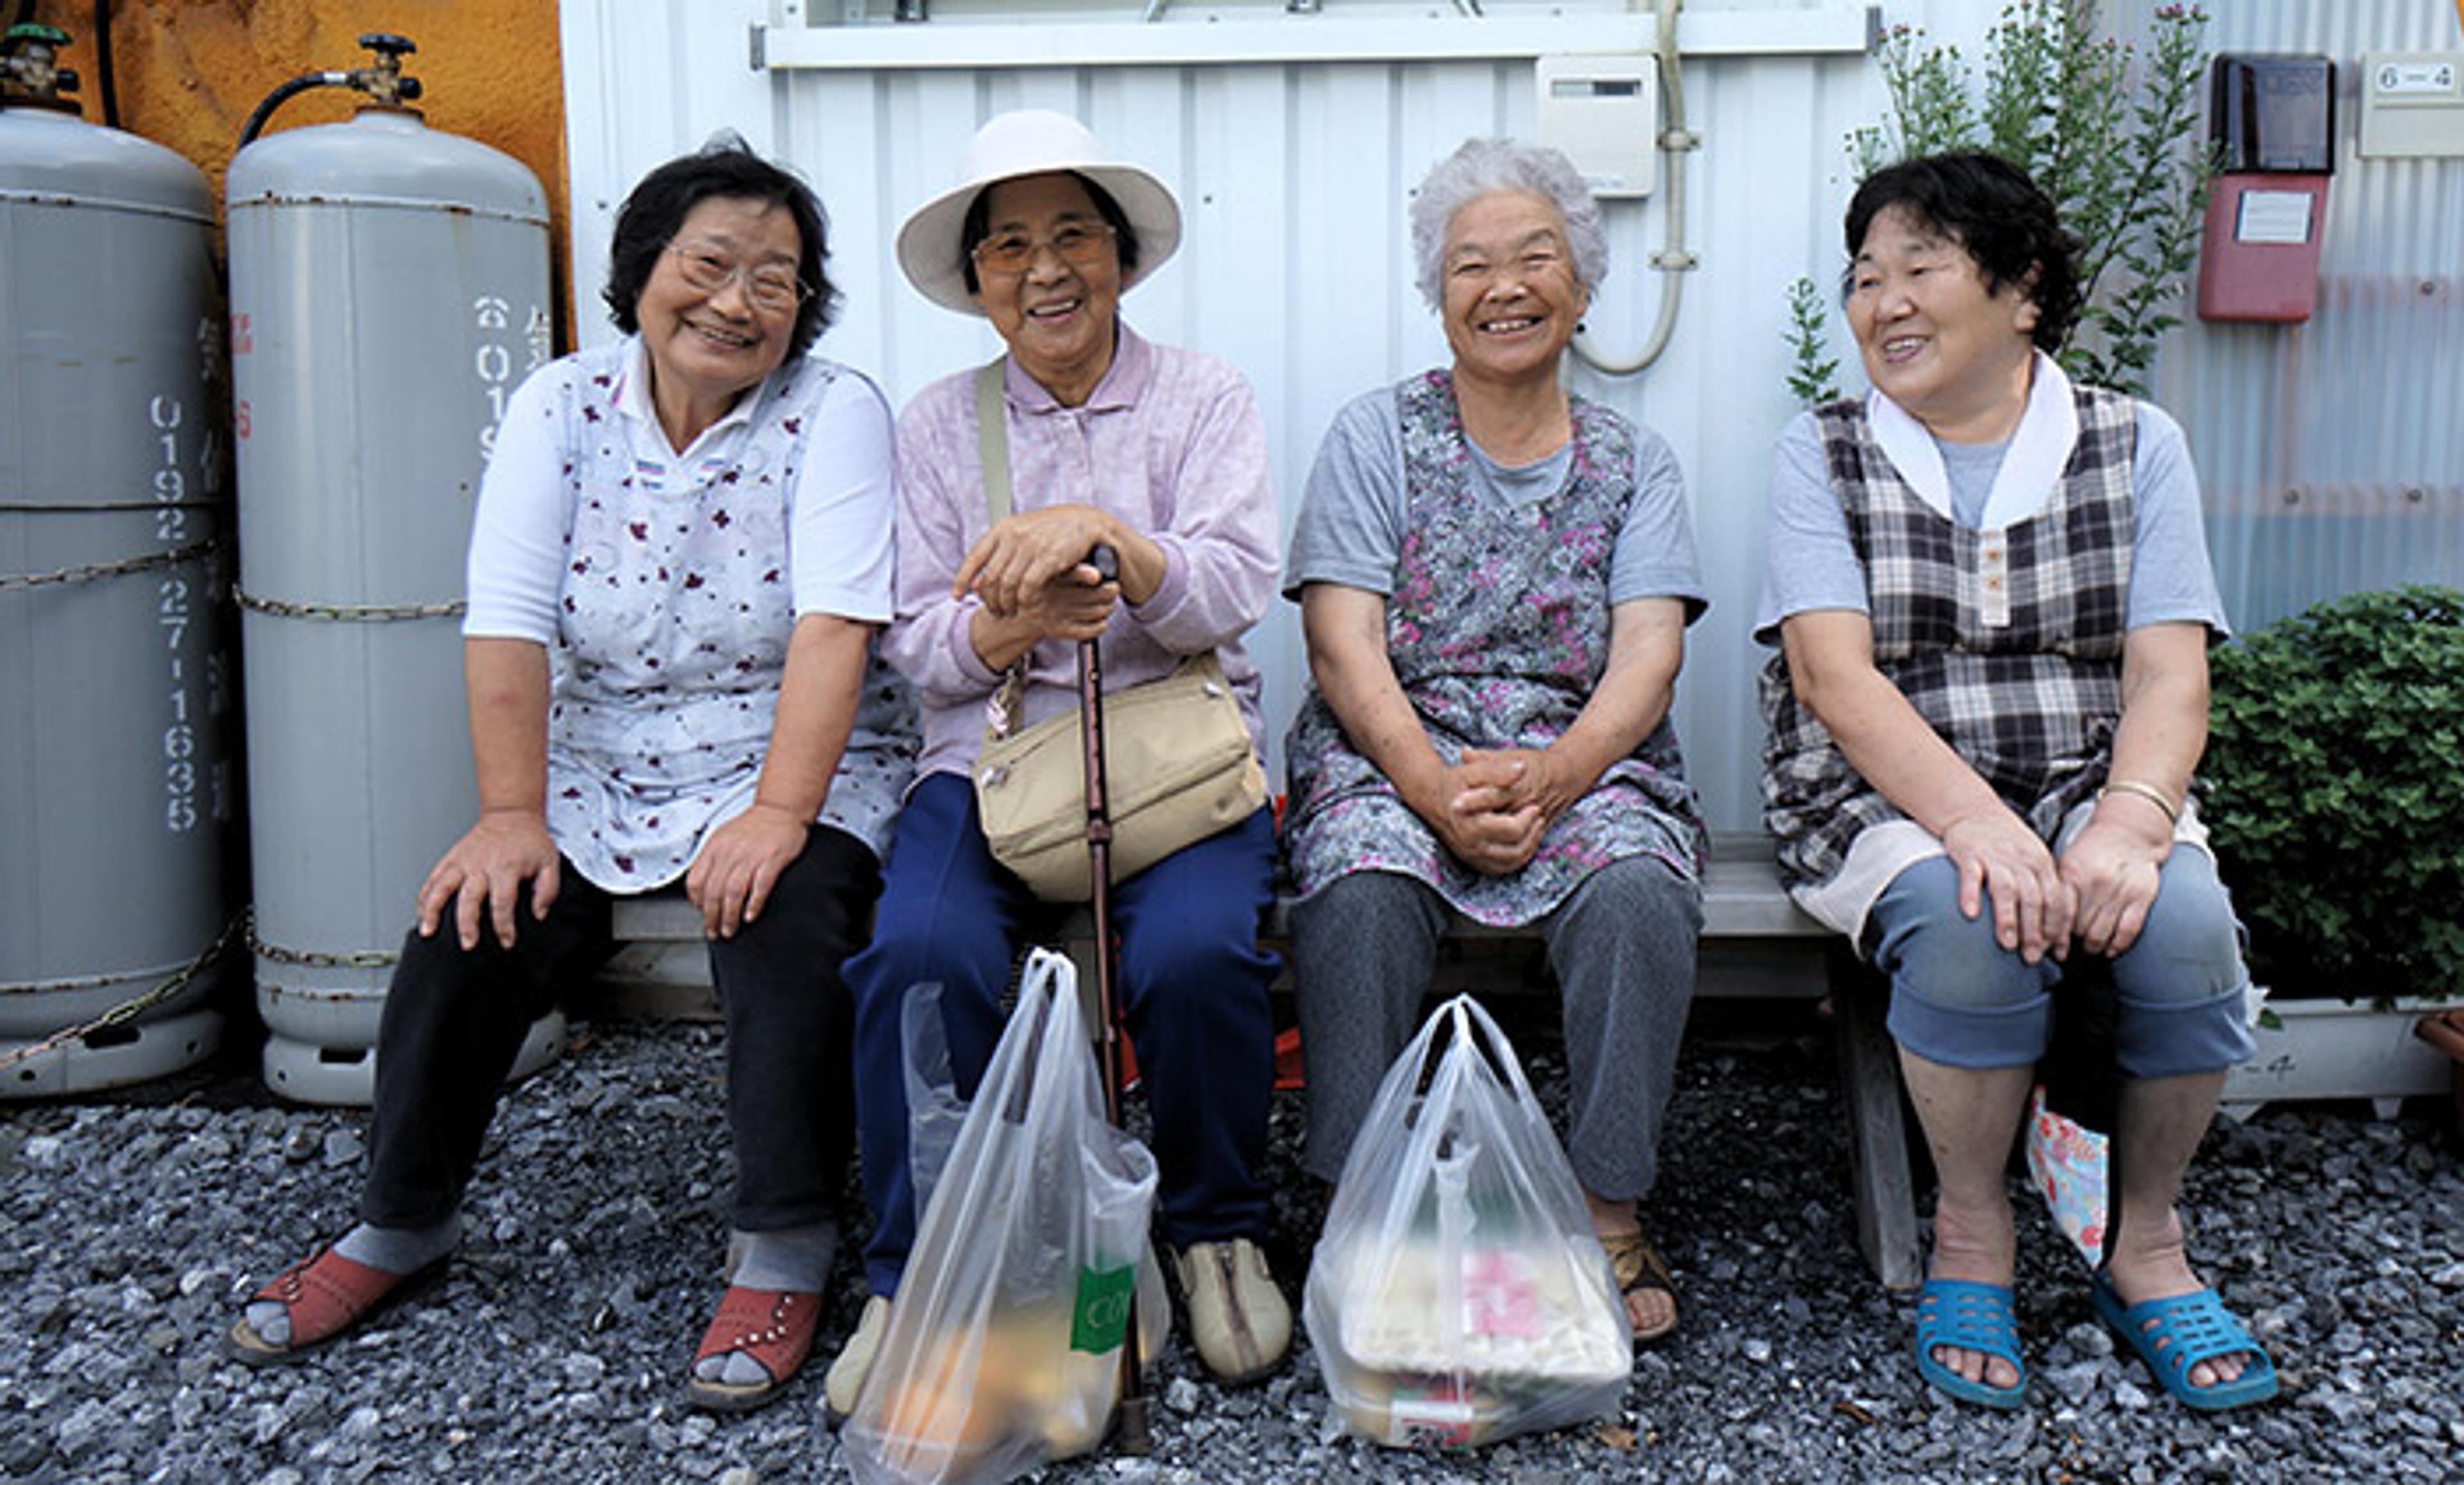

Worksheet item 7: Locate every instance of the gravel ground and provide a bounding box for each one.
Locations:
[3,997,2460,1484]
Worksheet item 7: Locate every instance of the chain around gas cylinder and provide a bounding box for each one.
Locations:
[0,917,241,1073]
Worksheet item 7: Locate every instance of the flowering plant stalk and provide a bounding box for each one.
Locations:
[1787,1,2217,403]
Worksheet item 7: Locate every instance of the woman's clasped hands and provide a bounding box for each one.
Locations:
[1422,747,1589,876]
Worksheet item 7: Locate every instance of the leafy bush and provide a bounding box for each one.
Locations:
[2202,586,2464,1002]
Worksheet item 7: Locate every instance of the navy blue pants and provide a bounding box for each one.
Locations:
[846,772,1279,1297]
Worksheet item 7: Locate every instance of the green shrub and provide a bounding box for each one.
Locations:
[2202,586,2464,1001]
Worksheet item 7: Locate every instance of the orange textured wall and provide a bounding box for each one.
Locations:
[36,0,572,346]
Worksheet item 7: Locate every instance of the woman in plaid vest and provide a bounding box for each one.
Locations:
[1757,153,2275,1414]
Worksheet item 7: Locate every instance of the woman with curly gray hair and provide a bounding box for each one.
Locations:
[1281,137,1708,1342]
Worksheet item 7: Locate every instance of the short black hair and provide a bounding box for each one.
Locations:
[603,136,840,359]
[956,170,1141,298]
[1844,151,2083,355]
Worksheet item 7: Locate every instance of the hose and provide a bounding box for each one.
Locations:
[237,69,346,147]
[89,0,116,127]
[1570,0,1698,377]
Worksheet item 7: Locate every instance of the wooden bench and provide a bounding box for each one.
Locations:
[600,833,1921,1289]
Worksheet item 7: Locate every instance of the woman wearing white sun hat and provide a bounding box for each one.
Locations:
[828,110,1288,1416]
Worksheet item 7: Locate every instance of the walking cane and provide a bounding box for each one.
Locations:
[1075,542,1152,1454]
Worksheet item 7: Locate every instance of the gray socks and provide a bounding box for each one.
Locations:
[692,1221,836,1386]
[246,1213,830,1387]
[244,1214,461,1348]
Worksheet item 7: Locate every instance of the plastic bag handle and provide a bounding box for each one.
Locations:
[1441,994,1548,1115]
[1000,947,1091,1126]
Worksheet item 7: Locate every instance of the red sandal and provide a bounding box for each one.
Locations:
[683,1286,819,1414]
[225,1247,446,1366]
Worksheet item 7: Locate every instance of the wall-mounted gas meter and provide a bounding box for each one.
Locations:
[1536,54,1657,198]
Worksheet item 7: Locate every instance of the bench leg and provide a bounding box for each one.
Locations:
[1830,950,1922,1291]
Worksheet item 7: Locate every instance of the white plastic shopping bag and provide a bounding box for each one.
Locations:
[1305,995,1630,1450]
[843,949,1166,1485]
[902,981,968,1221]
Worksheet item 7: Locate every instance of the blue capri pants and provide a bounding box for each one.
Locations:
[1869,845,2255,1078]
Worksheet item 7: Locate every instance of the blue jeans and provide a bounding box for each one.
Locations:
[1870,846,2255,1078]
[845,772,1279,1298]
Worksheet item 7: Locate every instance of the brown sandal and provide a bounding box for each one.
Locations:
[225,1247,446,1366]
[1599,1228,1679,1344]
[683,1287,819,1414]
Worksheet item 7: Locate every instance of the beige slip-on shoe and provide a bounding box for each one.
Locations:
[822,1294,891,1423]
[1174,1238,1290,1384]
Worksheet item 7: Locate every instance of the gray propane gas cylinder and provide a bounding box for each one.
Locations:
[0,99,232,1073]
[225,105,549,1048]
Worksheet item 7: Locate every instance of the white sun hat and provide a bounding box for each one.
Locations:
[895,108,1183,316]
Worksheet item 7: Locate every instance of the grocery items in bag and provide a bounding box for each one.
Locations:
[1305,996,1629,1448]
[843,950,1164,1484]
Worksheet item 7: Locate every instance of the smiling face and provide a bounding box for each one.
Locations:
[1438,189,1589,391]
[970,173,1124,407]
[1847,203,2043,443]
[635,195,803,439]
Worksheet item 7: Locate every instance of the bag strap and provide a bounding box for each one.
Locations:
[975,356,1013,525]
[974,356,1029,734]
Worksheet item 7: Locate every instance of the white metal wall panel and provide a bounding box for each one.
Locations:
[558,2,2058,832]
[2148,0,2464,634]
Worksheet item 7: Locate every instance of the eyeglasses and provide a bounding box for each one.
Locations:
[970,221,1116,278]
[665,241,812,314]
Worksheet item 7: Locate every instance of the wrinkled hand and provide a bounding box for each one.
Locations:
[686,802,809,940]
[2060,817,2167,958]
[1940,807,2073,963]
[418,810,560,951]
[1014,564,1120,645]
[1422,754,1546,876]
[1451,747,1590,826]
[955,505,1118,618]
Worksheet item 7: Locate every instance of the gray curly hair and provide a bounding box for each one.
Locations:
[1409,137,1607,311]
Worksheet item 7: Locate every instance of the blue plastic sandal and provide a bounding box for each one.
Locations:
[1913,1278,2027,1409]
[2091,1273,2279,1411]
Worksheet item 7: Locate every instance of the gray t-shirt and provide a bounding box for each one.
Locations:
[1285,387,1707,618]
[1753,399,2227,645]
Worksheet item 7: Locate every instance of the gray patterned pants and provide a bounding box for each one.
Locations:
[1290,856,1702,1199]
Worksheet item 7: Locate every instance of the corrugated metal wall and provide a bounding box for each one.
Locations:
[2146,0,2464,636]
[558,1,2459,833]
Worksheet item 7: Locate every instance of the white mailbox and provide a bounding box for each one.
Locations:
[2358,52,2464,158]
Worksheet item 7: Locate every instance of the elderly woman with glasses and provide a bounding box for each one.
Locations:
[228,139,914,1416]
[1759,152,2272,1412]
[1280,137,1709,1344]
[828,111,1287,1414]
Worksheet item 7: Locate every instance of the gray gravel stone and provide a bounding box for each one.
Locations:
[4,1008,2458,1482]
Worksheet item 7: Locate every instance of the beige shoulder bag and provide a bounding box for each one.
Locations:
[968,359,1268,900]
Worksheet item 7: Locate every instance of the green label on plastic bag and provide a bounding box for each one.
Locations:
[1070,1262,1136,1353]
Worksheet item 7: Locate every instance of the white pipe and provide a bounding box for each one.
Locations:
[1571,0,1697,378]
[752,8,1874,71]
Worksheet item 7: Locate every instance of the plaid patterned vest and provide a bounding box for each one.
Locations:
[1759,386,2140,891]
